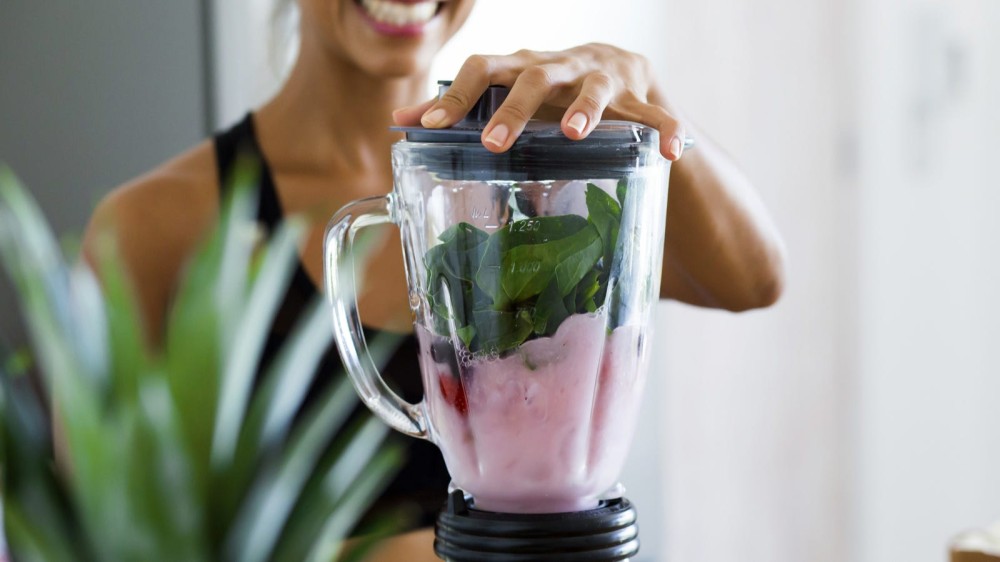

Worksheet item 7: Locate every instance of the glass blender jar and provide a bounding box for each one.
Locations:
[325,82,670,561]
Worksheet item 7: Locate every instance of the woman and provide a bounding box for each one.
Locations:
[84,0,786,557]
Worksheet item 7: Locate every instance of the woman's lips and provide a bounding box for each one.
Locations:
[356,0,441,37]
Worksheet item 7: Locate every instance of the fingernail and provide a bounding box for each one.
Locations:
[484,123,510,148]
[421,108,448,128]
[669,136,682,160]
[566,112,588,135]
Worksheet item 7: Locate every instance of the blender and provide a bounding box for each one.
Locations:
[325,82,670,561]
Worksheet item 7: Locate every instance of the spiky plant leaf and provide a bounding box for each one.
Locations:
[0,162,406,561]
[212,217,304,469]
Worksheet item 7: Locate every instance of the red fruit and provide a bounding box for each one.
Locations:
[438,372,468,416]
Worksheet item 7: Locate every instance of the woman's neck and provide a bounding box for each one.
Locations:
[255,30,429,178]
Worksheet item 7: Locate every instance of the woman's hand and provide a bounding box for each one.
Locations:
[395,44,786,311]
[392,43,688,162]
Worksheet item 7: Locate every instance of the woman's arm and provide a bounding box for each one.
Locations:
[653,101,786,310]
[393,44,786,311]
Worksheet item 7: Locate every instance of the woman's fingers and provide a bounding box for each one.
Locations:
[561,72,616,140]
[392,97,437,127]
[481,64,571,152]
[622,101,687,161]
[408,47,681,158]
[420,54,511,129]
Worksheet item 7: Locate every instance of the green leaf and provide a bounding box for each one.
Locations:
[212,218,305,469]
[424,196,622,347]
[271,418,402,562]
[472,308,535,353]
[123,380,209,561]
[3,501,78,562]
[225,327,401,562]
[457,325,476,348]
[552,225,603,297]
[3,346,33,376]
[92,233,150,404]
[575,268,602,310]
[0,375,87,562]
[475,216,588,308]
[616,179,628,210]
[498,222,601,303]
[586,183,622,275]
[533,278,570,337]
[0,164,406,562]
[473,237,508,311]
[305,443,404,562]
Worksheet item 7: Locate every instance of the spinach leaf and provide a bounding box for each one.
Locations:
[474,231,509,311]
[575,268,602,310]
[586,183,621,274]
[533,278,571,337]
[422,184,625,355]
[476,215,589,308]
[472,308,534,354]
[437,223,489,282]
[457,325,476,348]
[552,225,603,296]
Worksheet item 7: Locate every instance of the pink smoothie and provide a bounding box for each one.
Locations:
[416,313,648,514]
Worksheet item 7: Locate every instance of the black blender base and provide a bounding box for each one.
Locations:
[434,490,639,561]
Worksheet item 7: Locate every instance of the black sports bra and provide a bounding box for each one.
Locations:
[212,113,450,529]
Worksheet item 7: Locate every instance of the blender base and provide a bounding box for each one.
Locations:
[434,490,639,561]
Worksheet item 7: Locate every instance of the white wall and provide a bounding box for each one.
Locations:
[852,0,1000,560]
[211,0,289,128]
[656,0,852,559]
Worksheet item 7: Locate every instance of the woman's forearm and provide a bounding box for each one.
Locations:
[659,121,787,310]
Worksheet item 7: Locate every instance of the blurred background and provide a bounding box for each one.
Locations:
[1,0,998,560]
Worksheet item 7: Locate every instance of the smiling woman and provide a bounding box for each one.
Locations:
[82,0,785,558]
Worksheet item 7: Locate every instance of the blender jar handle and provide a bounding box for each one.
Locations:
[324,194,428,439]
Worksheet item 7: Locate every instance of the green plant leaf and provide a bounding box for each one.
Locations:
[2,501,78,562]
[0,164,405,562]
[0,374,86,562]
[225,331,399,562]
[91,233,150,404]
[269,418,402,562]
[120,380,209,561]
[212,218,305,469]
[305,445,403,562]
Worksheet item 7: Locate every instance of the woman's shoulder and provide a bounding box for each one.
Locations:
[85,140,220,260]
[103,139,217,213]
[83,140,221,340]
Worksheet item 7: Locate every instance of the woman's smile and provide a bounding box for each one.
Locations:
[354,0,445,36]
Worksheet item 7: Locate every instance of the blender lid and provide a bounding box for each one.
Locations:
[392,81,657,148]
[391,81,661,181]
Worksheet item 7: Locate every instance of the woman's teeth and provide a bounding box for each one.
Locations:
[360,0,438,26]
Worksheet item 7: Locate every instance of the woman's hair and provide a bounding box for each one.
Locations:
[270,0,300,77]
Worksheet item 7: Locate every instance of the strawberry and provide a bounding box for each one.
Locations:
[438,371,468,416]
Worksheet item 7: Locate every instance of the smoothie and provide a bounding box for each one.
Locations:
[417,312,647,514]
